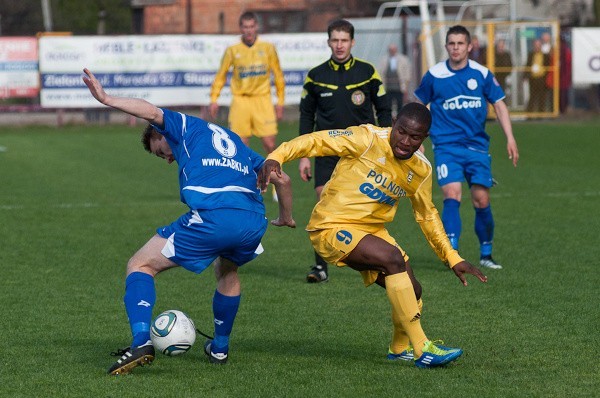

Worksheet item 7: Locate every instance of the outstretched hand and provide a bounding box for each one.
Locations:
[82,68,108,105]
[257,159,282,192]
[271,217,296,228]
[452,261,488,286]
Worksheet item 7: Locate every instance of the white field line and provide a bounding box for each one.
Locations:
[1,191,599,211]
[0,201,183,211]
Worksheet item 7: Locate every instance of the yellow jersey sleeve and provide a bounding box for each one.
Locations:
[409,152,464,268]
[267,126,369,164]
[210,46,233,103]
[267,44,285,106]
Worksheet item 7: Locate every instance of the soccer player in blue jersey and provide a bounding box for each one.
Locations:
[414,25,519,270]
[82,68,295,375]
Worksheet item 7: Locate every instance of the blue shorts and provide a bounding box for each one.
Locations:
[156,208,268,273]
[433,145,493,188]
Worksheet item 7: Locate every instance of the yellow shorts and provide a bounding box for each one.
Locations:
[229,94,278,138]
[308,226,409,287]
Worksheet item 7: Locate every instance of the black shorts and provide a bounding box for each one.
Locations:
[314,156,340,188]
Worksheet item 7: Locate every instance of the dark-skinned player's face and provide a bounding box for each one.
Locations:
[389,116,429,160]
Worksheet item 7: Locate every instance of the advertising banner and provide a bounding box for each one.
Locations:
[39,34,330,108]
[0,37,39,99]
[572,28,600,84]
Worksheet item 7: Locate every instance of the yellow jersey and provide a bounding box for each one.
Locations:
[210,38,285,105]
[267,124,464,267]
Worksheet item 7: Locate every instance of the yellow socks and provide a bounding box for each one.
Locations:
[385,272,427,357]
[390,298,423,354]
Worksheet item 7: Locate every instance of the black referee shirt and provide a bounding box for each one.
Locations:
[299,56,392,135]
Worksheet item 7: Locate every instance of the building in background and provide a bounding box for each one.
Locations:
[131,0,383,34]
[131,0,597,35]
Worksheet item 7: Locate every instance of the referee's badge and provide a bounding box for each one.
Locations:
[351,90,366,105]
[467,78,478,90]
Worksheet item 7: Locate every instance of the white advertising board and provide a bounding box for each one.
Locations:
[39,34,330,108]
[572,28,600,85]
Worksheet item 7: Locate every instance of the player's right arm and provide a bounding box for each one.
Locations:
[259,127,367,190]
[413,71,433,105]
[209,47,234,118]
[274,127,363,164]
[82,68,163,126]
[298,75,318,181]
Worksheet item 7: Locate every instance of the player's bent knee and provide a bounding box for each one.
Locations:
[214,258,239,279]
[126,255,173,277]
[126,260,154,276]
[383,249,407,274]
[413,280,423,300]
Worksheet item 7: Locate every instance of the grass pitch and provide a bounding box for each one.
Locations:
[0,117,598,397]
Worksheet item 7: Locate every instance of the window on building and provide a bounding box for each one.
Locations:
[255,11,307,33]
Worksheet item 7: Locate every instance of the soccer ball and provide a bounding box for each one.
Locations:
[151,310,196,356]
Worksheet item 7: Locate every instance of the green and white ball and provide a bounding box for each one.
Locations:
[151,310,196,356]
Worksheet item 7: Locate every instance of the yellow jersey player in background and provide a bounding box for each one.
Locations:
[257,103,487,368]
[209,11,285,157]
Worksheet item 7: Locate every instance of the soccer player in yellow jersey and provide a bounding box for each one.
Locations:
[257,103,488,368]
[209,11,285,156]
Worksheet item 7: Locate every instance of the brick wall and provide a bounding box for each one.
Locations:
[142,0,377,34]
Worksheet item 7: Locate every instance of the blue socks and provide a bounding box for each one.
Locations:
[123,274,242,353]
[212,290,241,353]
[475,205,495,258]
[442,199,461,250]
[442,199,495,257]
[124,272,156,347]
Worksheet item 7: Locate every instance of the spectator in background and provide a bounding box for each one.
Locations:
[469,35,486,66]
[540,32,556,112]
[546,35,572,113]
[493,39,513,93]
[526,39,550,113]
[209,12,285,202]
[379,44,412,117]
[298,19,391,283]
[541,32,552,55]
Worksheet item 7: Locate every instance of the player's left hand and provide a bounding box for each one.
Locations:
[271,217,296,228]
[275,105,284,120]
[451,261,487,286]
[507,138,519,167]
[82,68,107,104]
[257,159,281,192]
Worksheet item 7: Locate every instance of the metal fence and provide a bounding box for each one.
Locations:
[351,18,563,118]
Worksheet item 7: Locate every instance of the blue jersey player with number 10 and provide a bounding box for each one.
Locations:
[82,68,295,375]
[414,25,519,270]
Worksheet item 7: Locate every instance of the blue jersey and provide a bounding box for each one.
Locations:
[414,60,505,151]
[152,108,266,215]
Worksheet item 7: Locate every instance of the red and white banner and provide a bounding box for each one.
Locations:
[0,37,39,98]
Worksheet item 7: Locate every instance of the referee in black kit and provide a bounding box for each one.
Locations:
[298,19,392,283]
